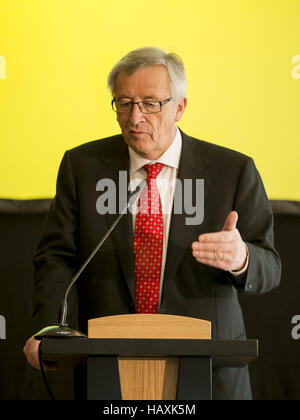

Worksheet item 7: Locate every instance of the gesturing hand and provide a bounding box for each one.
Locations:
[191,211,248,272]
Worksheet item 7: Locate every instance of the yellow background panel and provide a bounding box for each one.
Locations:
[0,0,299,199]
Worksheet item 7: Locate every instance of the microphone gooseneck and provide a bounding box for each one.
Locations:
[34,178,146,339]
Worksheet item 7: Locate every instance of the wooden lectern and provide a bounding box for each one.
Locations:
[89,314,211,400]
[41,314,258,400]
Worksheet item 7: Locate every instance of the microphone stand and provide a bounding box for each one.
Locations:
[34,179,146,340]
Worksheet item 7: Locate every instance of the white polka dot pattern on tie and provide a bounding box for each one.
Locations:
[134,163,164,313]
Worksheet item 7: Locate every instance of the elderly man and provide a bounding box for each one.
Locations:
[24,47,281,400]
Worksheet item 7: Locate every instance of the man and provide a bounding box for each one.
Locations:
[24,47,281,399]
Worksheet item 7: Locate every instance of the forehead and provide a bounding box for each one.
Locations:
[115,65,171,98]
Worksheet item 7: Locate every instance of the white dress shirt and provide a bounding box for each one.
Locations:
[128,127,181,306]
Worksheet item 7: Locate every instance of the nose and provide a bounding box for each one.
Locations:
[128,103,145,125]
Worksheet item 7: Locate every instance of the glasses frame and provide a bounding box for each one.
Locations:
[111,97,173,114]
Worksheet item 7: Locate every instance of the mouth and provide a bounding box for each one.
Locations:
[130,130,146,136]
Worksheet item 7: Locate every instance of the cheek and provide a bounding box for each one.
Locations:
[117,114,127,129]
[159,113,174,132]
[149,120,162,141]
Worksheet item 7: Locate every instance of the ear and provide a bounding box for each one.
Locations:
[175,97,187,122]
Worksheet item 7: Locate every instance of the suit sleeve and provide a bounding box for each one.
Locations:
[231,156,281,294]
[32,151,79,333]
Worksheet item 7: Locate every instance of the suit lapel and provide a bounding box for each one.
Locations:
[163,131,212,287]
[95,137,136,302]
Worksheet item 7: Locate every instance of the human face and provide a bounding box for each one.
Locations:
[114,65,187,160]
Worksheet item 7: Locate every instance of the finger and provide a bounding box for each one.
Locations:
[192,241,233,253]
[192,249,232,262]
[194,256,232,271]
[197,230,232,243]
[222,211,238,231]
[23,337,41,370]
[192,242,233,262]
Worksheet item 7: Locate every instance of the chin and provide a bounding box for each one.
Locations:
[126,136,151,155]
[131,145,152,158]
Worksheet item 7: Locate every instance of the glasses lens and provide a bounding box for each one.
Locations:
[113,100,162,114]
[113,100,132,113]
[140,101,161,114]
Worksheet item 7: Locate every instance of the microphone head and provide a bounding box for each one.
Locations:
[34,324,87,340]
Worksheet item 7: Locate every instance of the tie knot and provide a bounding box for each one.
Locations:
[144,163,164,179]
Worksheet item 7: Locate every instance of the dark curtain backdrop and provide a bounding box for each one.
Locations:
[0,199,74,400]
[0,199,299,400]
[238,201,300,400]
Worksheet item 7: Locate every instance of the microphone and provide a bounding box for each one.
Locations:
[34,178,146,340]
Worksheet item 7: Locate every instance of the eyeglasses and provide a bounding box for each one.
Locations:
[111,97,173,114]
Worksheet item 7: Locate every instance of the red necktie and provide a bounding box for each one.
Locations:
[134,163,164,313]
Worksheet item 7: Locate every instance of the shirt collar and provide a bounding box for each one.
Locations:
[128,127,182,175]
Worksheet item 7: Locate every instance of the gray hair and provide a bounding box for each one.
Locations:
[107,47,187,100]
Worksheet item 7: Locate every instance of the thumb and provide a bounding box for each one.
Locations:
[222,211,238,231]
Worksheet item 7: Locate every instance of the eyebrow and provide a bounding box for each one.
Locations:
[115,95,160,101]
[115,95,132,101]
[142,95,160,100]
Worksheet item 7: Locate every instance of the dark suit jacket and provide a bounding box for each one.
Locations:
[33,129,281,399]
